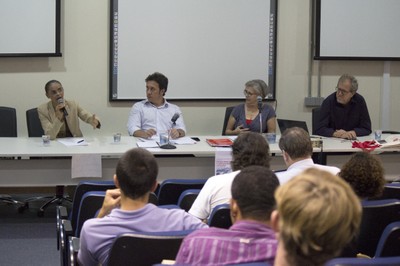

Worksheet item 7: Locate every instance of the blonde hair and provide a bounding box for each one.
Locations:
[275,168,362,266]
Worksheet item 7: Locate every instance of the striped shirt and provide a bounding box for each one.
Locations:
[175,220,277,266]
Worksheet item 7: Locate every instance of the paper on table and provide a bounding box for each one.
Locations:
[58,138,88,146]
[71,154,102,179]
[170,137,197,145]
[136,141,159,148]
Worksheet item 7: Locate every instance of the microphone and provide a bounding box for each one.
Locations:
[257,96,263,113]
[57,97,68,116]
[171,113,180,125]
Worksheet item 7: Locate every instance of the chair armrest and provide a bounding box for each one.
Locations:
[60,220,73,266]
[68,236,80,266]
[56,206,69,250]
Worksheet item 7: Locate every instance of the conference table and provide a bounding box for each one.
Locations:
[0,134,399,188]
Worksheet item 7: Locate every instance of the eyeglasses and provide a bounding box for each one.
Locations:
[49,87,64,96]
[243,90,258,97]
[336,87,351,95]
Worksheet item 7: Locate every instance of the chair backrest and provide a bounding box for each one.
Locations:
[107,230,192,266]
[377,183,400,200]
[357,199,400,257]
[75,191,106,237]
[157,178,207,206]
[312,107,321,135]
[222,106,235,135]
[0,106,17,137]
[70,180,116,231]
[177,189,201,212]
[148,192,158,205]
[208,203,232,229]
[325,257,400,266]
[375,221,400,257]
[26,108,44,137]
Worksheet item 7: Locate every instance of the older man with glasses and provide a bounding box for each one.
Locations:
[314,74,371,139]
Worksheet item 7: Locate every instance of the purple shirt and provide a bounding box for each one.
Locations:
[78,204,207,266]
[175,220,277,266]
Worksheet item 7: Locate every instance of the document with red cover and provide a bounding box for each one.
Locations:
[206,138,233,147]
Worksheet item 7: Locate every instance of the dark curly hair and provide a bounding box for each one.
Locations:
[231,132,270,171]
[339,152,386,199]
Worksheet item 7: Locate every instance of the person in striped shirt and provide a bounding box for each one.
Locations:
[175,166,279,265]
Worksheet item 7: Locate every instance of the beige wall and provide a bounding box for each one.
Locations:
[1,0,399,138]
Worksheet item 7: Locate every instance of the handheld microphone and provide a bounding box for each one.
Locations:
[171,113,180,125]
[57,97,68,116]
[257,96,263,113]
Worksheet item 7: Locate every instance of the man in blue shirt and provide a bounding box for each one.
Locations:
[315,74,371,139]
[127,72,186,139]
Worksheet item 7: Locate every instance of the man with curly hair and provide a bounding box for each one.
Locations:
[339,152,386,199]
[189,132,271,221]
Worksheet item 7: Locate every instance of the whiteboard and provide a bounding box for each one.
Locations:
[0,0,61,56]
[315,0,400,60]
[110,0,277,100]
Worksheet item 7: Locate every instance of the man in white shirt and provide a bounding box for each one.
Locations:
[127,72,186,139]
[276,127,340,184]
[189,132,271,221]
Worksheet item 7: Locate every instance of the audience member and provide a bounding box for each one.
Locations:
[38,80,100,140]
[339,152,386,199]
[272,168,362,266]
[189,132,271,220]
[78,148,207,266]
[127,72,186,139]
[276,127,340,184]
[225,79,276,135]
[175,166,279,265]
[315,74,371,139]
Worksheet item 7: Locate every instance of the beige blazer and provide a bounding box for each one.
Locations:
[37,100,98,140]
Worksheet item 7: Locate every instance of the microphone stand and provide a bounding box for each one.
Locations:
[159,121,177,150]
[258,104,263,134]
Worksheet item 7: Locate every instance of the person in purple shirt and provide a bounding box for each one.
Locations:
[314,74,371,139]
[77,148,207,266]
[175,166,279,266]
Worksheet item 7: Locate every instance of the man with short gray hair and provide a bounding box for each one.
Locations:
[315,74,371,139]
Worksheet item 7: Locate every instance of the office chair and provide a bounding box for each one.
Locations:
[25,107,72,216]
[56,181,115,249]
[157,178,207,206]
[208,203,232,229]
[312,107,321,135]
[325,257,400,266]
[107,230,193,266]
[357,199,400,257]
[374,183,400,200]
[375,222,400,257]
[59,191,106,266]
[222,106,235,135]
[0,106,26,209]
[177,189,201,212]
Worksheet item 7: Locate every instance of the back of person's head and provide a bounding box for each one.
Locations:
[339,152,385,199]
[44,80,62,93]
[245,79,269,99]
[231,132,271,171]
[231,165,279,221]
[278,127,312,159]
[274,168,362,266]
[337,74,358,93]
[145,72,168,94]
[116,148,158,199]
